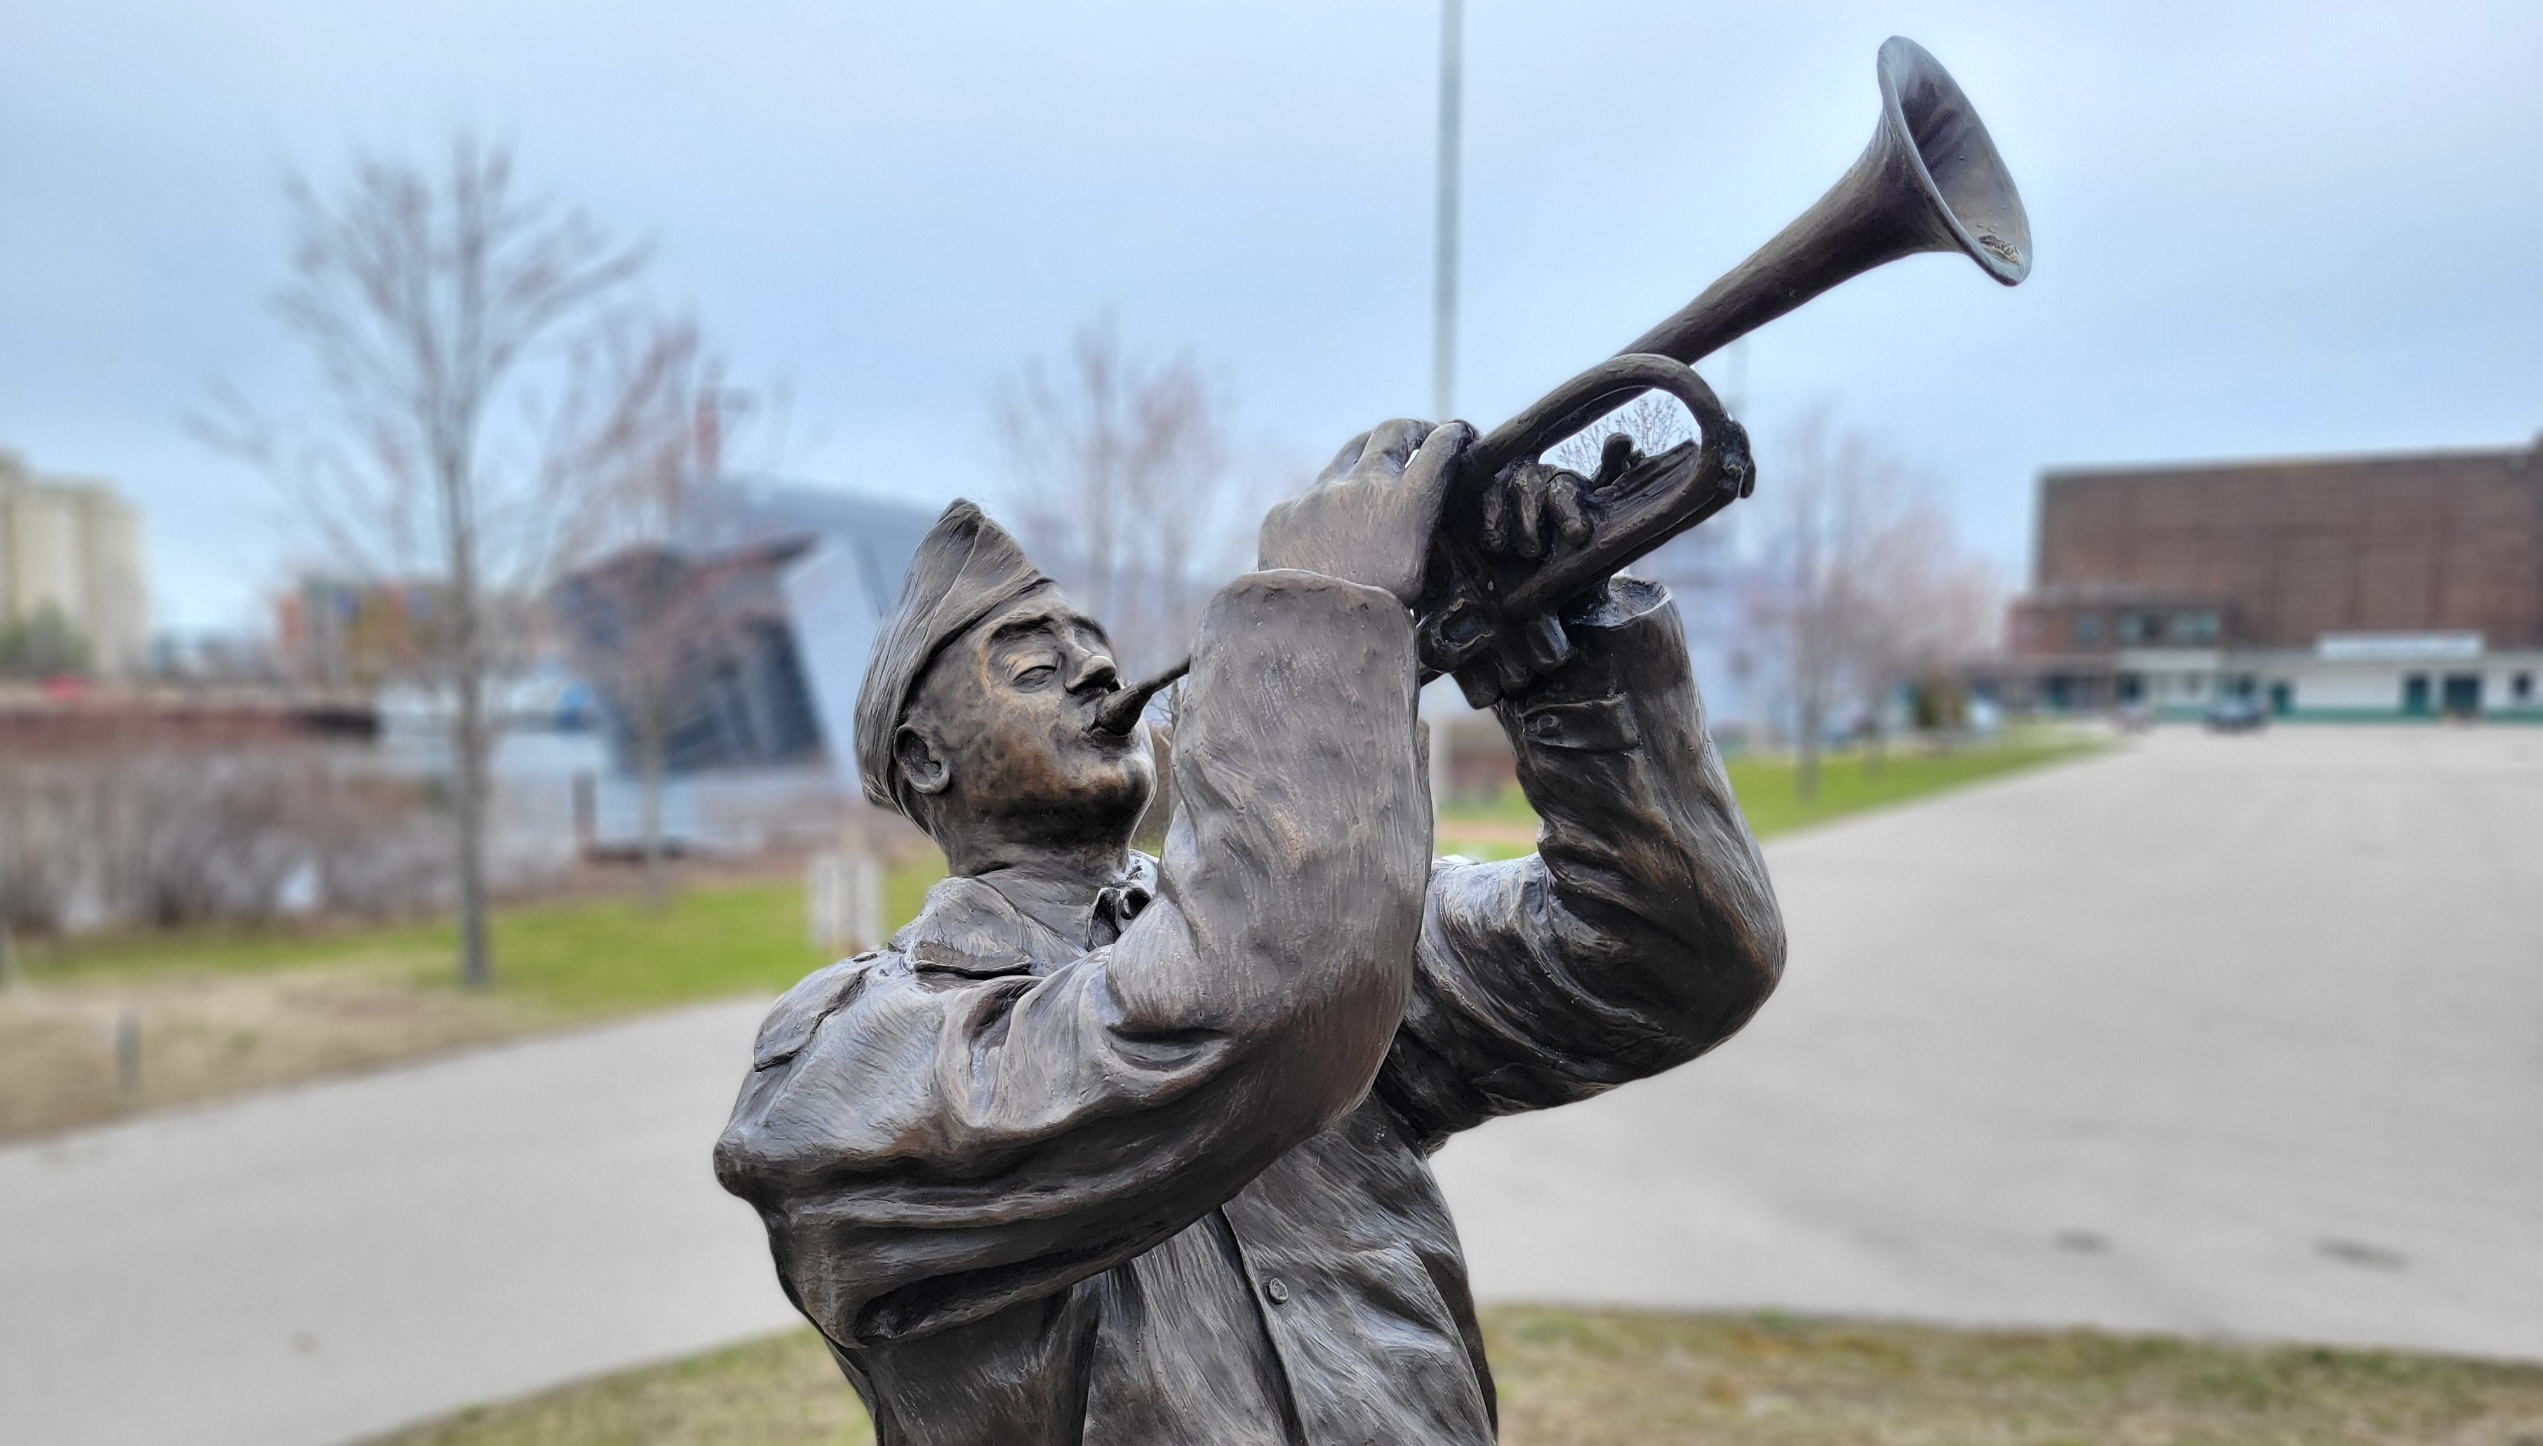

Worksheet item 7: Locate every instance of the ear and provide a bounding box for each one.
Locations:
[893,723,952,798]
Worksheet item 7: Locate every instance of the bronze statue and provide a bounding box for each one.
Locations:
[716,37,2026,1445]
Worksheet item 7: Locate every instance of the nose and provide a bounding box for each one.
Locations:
[1065,644,1119,695]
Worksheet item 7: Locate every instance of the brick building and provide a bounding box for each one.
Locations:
[2007,440,2543,720]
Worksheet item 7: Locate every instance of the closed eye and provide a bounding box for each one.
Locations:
[1012,664,1057,688]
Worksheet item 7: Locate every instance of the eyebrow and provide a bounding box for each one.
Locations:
[986,612,1110,650]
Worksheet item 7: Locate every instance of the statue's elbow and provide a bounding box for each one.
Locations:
[1734,917,1786,1021]
[1662,894,1786,1052]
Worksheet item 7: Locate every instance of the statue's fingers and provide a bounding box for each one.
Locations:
[1597,434,1638,490]
[1318,431,1374,486]
[1549,472,1593,546]
[1358,418,1434,480]
[1399,420,1472,542]
[1514,467,1549,558]
[1478,476,1509,554]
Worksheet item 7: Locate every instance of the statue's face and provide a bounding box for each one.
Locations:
[900,585,1156,852]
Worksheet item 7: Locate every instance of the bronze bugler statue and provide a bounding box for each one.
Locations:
[717,37,2028,1445]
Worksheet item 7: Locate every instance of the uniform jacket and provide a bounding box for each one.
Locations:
[715,568,1783,1445]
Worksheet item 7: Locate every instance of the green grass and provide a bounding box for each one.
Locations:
[18,914,452,986]
[359,1310,2543,1446]
[18,868,953,1015]
[1723,733,2101,840]
[1439,731,2101,860]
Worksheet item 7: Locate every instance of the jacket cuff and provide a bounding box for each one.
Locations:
[1498,576,1678,725]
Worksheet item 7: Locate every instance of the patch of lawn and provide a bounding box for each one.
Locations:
[1482,1308,2543,1443]
[1438,731,2101,860]
[368,1330,873,1446]
[0,863,959,1142]
[19,858,956,1011]
[20,915,449,985]
[445,883,828,1015]
[1723,733,2102,840]
[360,1311,2543,1446]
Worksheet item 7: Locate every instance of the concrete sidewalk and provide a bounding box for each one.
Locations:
[1435,726,2543,1359]
[0,1000,797,1446]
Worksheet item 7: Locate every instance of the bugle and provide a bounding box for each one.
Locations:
[1418,34,2032,704]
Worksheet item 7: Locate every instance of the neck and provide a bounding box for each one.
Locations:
[945,834,1132,896]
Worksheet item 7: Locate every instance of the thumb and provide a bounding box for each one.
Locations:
[1400,421,1475,540]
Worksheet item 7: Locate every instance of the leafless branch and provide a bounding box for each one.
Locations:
[989,315,1272,677]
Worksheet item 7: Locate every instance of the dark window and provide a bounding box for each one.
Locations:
[2171,611,2220,645]
[2116,612,2150,645]
[2442,673,2483,717]
[2402,674,2431,715]
[2073,613,2104,647]
[2268,681,2293,715]
[2515,672,2534,703]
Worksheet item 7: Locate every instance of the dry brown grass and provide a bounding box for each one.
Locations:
[369,1331,872,1446]
[358,1311,2543,1446]
[1483,1308,2543,1445]
[0,960,552,1140]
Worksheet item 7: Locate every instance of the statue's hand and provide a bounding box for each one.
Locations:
[1259,419,1473,607]
[1478,435,1643,561]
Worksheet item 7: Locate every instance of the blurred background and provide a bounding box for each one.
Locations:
[3,3,2539,1444]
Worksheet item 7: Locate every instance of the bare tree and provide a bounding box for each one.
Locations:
[202,136,648,986]
[989,316,1267,677]
[546,321,760,906]
[1741,410,1995,798]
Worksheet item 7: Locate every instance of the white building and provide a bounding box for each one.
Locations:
[0,451,150,676]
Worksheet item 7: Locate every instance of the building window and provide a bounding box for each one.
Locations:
[2073,613,2104,647]
[2116,612,2146,644]
[2171,611,2220,645]
[2515,672,2535,704]
[2442,673,2483,717]
[2402,674,2431,715]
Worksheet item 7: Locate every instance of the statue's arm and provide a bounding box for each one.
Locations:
[1377,577,1785,1146]
[714,569,1427,1346]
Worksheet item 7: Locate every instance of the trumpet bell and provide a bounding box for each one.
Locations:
[1876,35,2029,285]
[1621,35,2031,366]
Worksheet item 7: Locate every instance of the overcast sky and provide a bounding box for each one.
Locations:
[4,0,2538,632]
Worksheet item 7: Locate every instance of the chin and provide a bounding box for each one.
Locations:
[996,757,1153,842]
[1084,760,1158,832]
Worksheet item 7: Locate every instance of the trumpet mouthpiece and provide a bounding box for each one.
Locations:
[1090,659,1190,737]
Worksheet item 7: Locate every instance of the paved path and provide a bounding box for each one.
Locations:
[0,1001,796,1446]
[1435,726,2543,1359]
[4,727,2537,1446]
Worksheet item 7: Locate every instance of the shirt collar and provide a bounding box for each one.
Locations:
[892,853,1158,977]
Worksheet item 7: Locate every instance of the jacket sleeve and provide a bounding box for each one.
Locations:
[1375,577,1786,1148]
[713,569,1429,1345]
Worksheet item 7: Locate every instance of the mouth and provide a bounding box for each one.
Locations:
[1089,659,1190,738]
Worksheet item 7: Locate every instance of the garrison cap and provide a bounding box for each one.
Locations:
[853,501,1052,814]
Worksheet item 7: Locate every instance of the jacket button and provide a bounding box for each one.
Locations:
[1263,1277,1290,1305]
